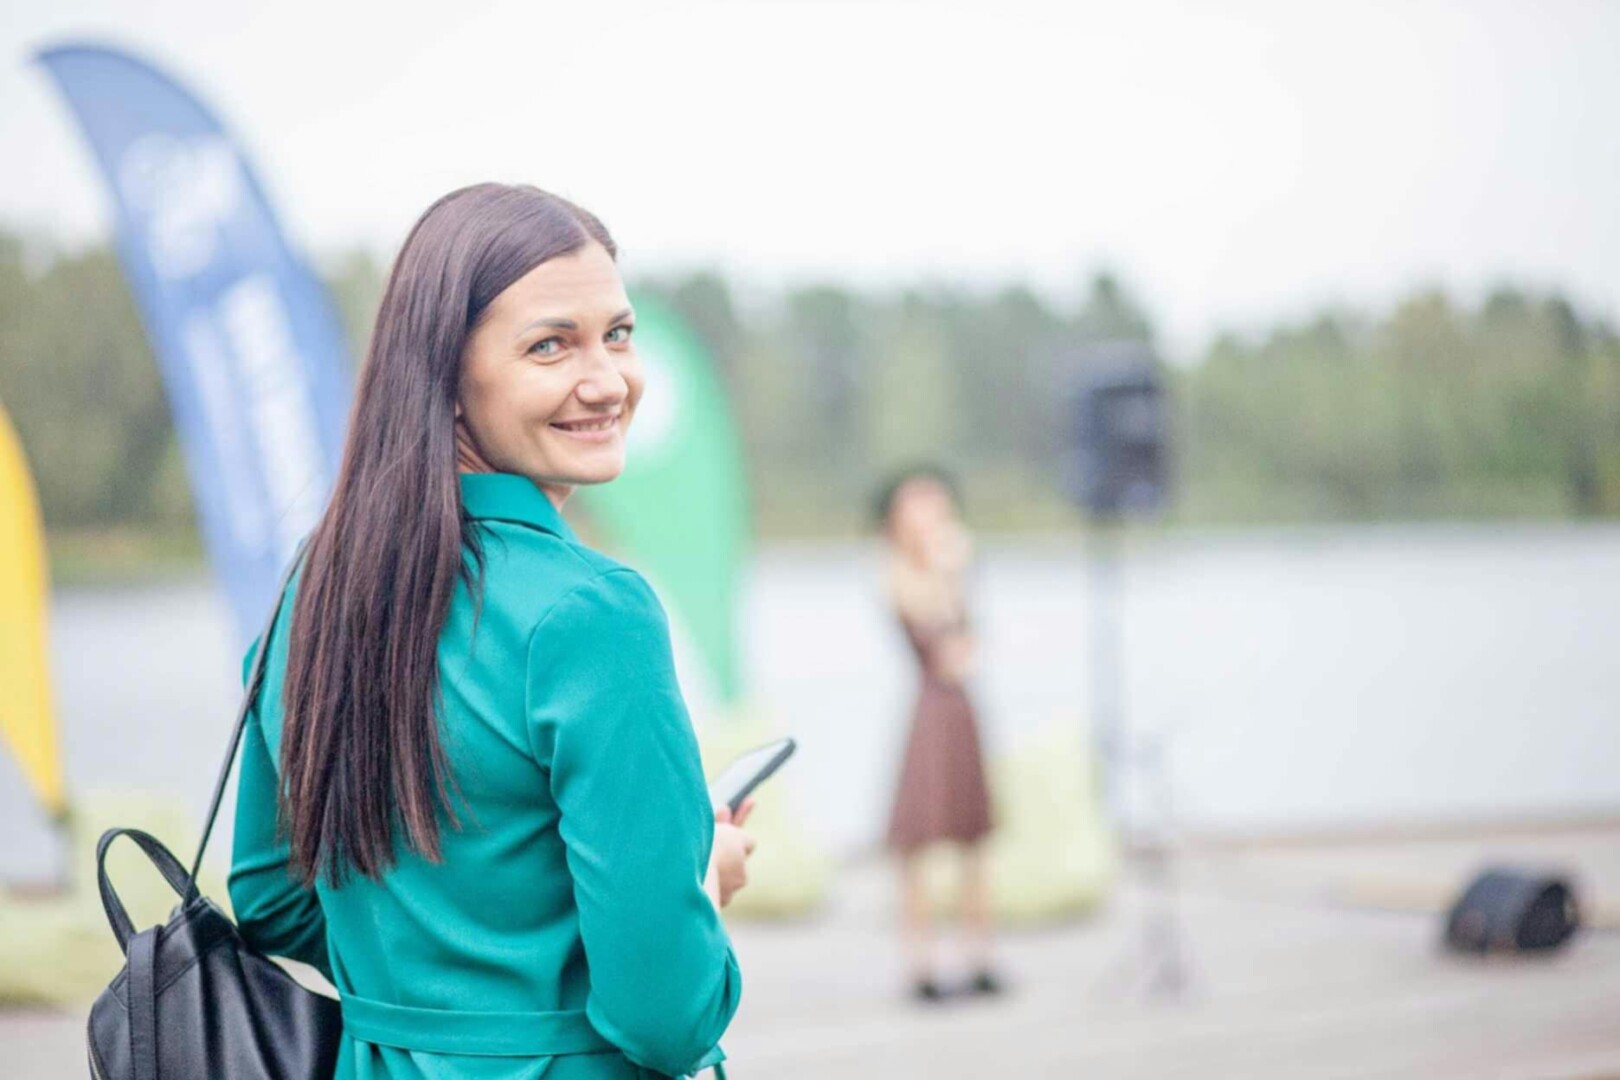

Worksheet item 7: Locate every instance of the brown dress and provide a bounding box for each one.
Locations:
[885,613,995,853]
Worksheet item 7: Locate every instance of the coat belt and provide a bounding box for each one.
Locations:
[340,994,616,1058]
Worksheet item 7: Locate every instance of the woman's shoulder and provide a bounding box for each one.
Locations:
[479,527,665,638]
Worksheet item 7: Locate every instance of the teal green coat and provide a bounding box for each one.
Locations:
[228,472,741,1079]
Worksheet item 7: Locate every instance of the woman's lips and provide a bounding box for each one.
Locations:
[549,414,620,443]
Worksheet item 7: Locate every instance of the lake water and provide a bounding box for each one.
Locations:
[4,522,1618,879]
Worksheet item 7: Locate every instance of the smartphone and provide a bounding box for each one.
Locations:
[707,737,797,817]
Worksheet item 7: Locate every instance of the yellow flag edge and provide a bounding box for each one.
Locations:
[0,401,66,817]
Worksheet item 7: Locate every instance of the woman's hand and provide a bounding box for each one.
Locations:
[705,798,758,909]
[935,628,976,685]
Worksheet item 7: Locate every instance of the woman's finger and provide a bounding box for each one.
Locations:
[733,797,757,826]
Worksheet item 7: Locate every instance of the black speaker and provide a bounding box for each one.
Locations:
[1443,867,1581,955]
[1067,344,1169,518]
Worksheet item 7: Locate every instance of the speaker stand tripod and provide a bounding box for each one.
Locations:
[1087,522,1197,1003]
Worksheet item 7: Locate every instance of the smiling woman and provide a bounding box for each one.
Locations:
[454,241,644,493]
[227,183,753,1079]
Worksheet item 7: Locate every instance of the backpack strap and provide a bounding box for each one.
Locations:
[127,925,160,1080]
[183,542,306,900]
[95,827,190,951]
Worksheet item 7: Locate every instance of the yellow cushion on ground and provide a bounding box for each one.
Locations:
[0,789,216,1008]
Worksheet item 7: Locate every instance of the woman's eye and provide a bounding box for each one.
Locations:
[606,325,633,344]
[529,336,563,358]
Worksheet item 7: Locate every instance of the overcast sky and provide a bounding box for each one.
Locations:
[2,0,1617,353]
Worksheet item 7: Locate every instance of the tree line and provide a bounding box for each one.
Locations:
[2,227,1615,555]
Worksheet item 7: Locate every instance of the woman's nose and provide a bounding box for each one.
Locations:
[574,347,630,405]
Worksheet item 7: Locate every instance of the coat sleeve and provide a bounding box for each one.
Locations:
[526,569,742,1078]
[226,636,334,983]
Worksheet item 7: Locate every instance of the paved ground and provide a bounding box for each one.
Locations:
[10,825,1620,1079]
[719,825,1620,1079]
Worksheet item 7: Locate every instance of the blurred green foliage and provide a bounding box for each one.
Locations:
[1178,291,1620,523]
[2,228,1616,575]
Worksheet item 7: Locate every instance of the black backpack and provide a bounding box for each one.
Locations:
[87,551,341,1079]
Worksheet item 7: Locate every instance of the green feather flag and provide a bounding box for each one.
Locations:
[577,292,749,705]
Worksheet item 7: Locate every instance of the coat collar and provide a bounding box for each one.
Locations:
[458,472,577,543]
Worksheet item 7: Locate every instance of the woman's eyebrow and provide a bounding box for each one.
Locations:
[514,316,578,341]
[511,308,634,342]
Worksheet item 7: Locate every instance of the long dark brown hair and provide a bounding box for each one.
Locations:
[279,183,615,886]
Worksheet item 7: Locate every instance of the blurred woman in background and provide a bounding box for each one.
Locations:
[876,466,1001,1003]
